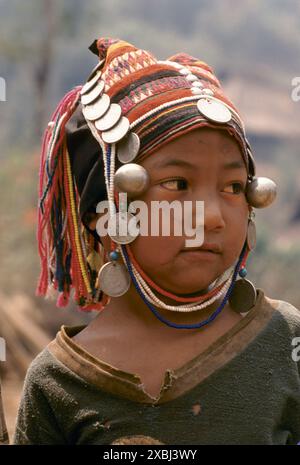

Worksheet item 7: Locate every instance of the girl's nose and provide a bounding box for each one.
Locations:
[203,195,226,232]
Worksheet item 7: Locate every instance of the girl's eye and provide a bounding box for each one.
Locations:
[224,182,245,195]
[160,178,188,191]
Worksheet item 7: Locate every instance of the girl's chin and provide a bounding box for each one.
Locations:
[156,279,218,297]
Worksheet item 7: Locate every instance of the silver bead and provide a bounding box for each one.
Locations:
[201,88,214,96]
[114,163,150,197]
[186,74,198,82]
[246,176,277,208]
[179,68,190,75]
[192,81,204,88]
[191,87,203,95]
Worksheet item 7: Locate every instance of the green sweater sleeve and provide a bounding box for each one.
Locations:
[13,356,67,445]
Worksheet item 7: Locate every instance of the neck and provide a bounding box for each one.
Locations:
[94,281,233,335]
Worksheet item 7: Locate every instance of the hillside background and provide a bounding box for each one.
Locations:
[0,0,299,439]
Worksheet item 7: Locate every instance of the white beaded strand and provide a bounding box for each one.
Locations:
[119,246,234,312]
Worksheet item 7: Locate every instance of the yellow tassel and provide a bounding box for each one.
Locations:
[87,250,103,272]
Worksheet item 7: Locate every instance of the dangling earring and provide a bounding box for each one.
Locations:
[229,212,257,314]
[96,241,131,298]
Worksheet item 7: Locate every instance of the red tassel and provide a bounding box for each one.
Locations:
[57,292,69,308]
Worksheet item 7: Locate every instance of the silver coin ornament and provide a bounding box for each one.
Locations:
[107,211,140,244]
[114,163,150,197]
[82,93,111,121]
[197,97,232,123]
[95,103,122,131]
[80,71,102,96]
[246,176,277,208]
[97,261,131,297]
[246,219,257,251]
[102,116,130,144]
[117,132,141,163]
[229,279,257,314]
[81,81,105,106]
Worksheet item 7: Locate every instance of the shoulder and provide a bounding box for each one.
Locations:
[263,292,300,334]
[24,338,87,391]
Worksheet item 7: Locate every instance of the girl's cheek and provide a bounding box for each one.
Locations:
[131,233,180,267]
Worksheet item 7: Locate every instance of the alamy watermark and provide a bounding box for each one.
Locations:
[0,337,6,362]
[95,193,205,247]
[0,77,6,102]
[291,77,300,102]
[291,337,300,362]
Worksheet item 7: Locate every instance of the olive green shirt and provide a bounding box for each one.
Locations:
[13,289,300,445]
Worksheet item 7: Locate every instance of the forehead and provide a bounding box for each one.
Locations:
[141,127,245,170]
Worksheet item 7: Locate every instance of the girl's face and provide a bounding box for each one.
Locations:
[91,127,250,295]
[129,127,249,295]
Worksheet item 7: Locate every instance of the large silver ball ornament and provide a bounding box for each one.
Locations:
[246,176,277,208]
[114,163,150,197]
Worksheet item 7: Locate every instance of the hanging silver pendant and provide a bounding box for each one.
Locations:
[80,71,102,96]
[81,81,105,106]
[102,116,130,144]
[107,212,140,244]
[246,219,257,251]
[246,176,277,208]
[229,279,257,314]
[82,93,110,121]
[97,261,131,297]
[95,103,122,131]
[117,132,140,163]
[197,97,232,123]
[114,163,150,197]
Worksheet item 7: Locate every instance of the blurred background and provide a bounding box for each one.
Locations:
[0,0,299,441]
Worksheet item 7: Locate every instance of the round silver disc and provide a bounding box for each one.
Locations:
[102,116,130,144]
[82,93,111,121]
[229,279,257,313]
[97,262,131,297]
[107,212,140,244]
[95,103,122,132]
[117,132,140,163]
[81,80,105,106]
[80,71,102,96]
[197,98,232,123]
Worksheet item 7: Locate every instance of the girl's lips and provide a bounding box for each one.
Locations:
[179,249,220,261]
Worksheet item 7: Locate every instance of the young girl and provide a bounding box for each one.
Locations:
[14,37,300,445]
